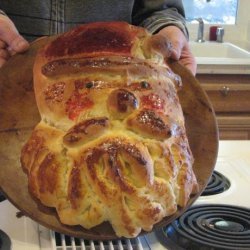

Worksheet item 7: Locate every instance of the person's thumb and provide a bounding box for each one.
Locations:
[0,15,29,54]
[169,41,182,61]
[7,34,29,54]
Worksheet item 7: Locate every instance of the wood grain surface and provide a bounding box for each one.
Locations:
[0,37,219,240]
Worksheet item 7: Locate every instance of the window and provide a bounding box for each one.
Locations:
[183,0,238,24]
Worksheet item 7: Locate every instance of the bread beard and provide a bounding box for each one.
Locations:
[21,21,199,238]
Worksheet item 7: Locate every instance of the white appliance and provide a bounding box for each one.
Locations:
[0,141,250,250]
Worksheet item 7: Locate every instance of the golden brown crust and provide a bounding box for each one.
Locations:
[44,22,146,59]
[21,21,198,238]
[63,117,109,146]
[126,109,173,140]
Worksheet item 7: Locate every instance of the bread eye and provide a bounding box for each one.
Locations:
[140,81,150,89]
[85,82,94,89]
[107,89,138,119]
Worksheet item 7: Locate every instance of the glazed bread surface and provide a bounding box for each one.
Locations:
[21,21,198,238]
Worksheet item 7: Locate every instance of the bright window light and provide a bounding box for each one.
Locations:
[183,0,238,24]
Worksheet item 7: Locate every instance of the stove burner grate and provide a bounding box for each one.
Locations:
[202,170,230,196]
[0,230,11,250]
[162,205,250,250]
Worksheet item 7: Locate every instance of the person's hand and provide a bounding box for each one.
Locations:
[0,14,29,68]
[157,25,197,76]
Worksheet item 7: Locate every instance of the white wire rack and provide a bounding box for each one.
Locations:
[49,230,151,250]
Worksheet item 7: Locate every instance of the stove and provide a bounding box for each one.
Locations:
[200,170,230,196]
[157,204,250,249]
[0,141,250,250]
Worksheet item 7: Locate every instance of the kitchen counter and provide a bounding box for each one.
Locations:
[196,62,250,74]
[218,140,250,158]
[189,41,250,74]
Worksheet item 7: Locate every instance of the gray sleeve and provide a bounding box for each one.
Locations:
[132,0,188,37]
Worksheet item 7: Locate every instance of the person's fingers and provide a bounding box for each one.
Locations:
[0,48,10,60]
[0,57,7,68]
[179,57,197,76]
[0,46,11,68]
[0,15,29,53]
[158,26,185,60]
[0,40,7,49]
[179,46,197,76]
[8,35,29,53]
[169,39,183,60]
[147,33,172,58]
[0,15,29,68]
[157,26,197,75]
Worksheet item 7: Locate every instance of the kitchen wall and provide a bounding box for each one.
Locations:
[186,0,250,51]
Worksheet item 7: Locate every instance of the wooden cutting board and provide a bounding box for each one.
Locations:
[0,37,219,240]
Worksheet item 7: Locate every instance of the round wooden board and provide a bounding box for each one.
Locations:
[0,37,219,240]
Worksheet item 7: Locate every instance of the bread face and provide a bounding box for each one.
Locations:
[21,21,198,238]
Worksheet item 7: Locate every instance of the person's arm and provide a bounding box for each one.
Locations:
[133,0,188,37]
[132,0,196,75]
[0,10,29,68]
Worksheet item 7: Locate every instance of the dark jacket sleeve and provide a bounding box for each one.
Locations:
[132,0,188,37]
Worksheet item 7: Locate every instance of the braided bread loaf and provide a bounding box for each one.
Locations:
[21,22,198,238]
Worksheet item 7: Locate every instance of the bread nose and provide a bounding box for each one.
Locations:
[107,88,138,119]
